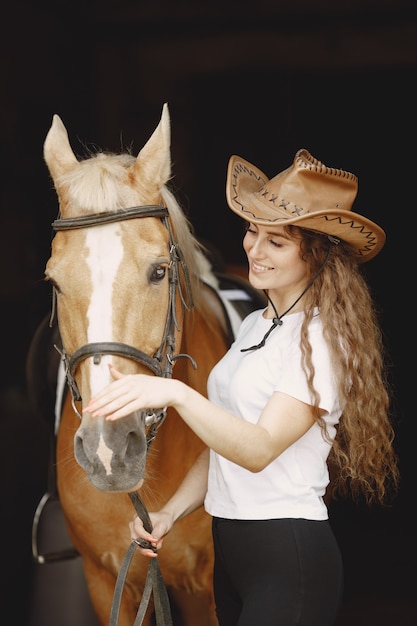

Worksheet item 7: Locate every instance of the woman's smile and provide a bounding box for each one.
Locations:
[251,260,274,273]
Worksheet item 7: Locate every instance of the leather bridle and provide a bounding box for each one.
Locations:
[50,204,196,443]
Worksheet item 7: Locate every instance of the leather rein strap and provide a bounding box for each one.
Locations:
[51,204,194,626]
[109,492,173,626]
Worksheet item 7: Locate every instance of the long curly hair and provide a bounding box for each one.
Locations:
[286,225,400,506]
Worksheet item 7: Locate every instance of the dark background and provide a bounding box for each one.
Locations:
[1,1,416,624]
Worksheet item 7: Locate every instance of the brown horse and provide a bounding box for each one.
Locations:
[35,103,263,626]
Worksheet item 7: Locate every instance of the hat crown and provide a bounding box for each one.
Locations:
[255,149,358,217]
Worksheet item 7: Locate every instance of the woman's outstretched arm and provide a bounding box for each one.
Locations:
[84,365,317,472]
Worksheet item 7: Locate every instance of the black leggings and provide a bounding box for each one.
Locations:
[212,517,343,626]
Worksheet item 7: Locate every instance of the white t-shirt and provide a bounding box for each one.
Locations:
[204,308,342,521]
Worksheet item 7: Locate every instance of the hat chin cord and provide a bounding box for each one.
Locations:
[240,240,334,353]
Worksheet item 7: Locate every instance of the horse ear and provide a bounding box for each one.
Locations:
[133,102,171,186]
[44,114,78,180]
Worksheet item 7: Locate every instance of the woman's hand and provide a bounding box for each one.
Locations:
[83,365,185,421]
[130,511,174,558]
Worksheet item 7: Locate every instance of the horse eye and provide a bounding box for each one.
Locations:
[149,265,167,283]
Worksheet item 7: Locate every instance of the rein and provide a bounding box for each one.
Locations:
[110,492,173,626]
[50,203,195,626]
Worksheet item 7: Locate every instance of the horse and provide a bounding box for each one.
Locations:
[28,103,265,626]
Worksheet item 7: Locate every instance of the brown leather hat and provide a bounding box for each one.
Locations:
[226,149,385,262]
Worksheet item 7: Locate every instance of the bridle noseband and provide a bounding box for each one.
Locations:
[50,204,196,441]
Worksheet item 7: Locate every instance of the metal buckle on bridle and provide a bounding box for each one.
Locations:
[144,408,168,449]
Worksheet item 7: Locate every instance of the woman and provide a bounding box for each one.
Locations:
[85,149,399,625]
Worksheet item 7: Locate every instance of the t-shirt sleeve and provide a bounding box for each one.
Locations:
[273,325,340,415]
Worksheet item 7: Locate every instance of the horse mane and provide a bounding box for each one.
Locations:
[161,185,218,309]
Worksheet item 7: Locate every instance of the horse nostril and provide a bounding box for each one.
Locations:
[125,430,147,462]
[74,431,90,471]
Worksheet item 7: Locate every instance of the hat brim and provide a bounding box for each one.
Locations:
[226,155,385,262]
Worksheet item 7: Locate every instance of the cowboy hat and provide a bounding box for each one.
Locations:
[226,149,385,262]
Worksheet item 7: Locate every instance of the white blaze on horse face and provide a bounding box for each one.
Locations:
[97,422,113,475]
[86,224,123,397]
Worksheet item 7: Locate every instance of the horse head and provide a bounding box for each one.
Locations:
[44,104,205,493]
